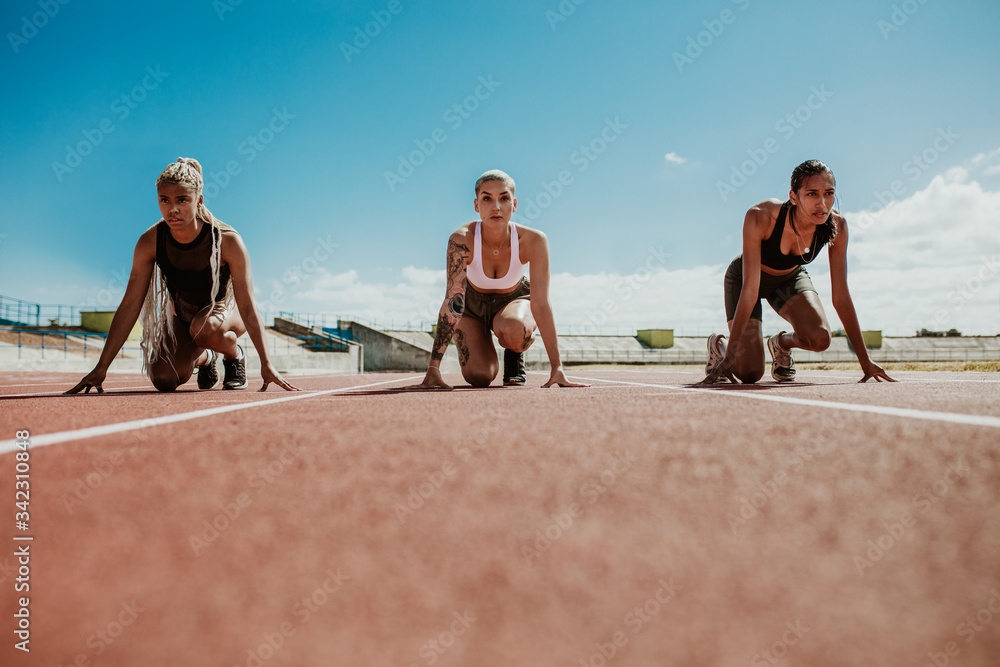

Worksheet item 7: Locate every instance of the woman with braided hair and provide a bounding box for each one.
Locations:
[68,158,298,394]
[703,159,894,385]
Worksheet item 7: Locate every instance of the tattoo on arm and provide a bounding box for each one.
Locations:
[431,311,453,361]
[430,239,470,360]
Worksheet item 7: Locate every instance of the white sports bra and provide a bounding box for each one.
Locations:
[466,221,528,290]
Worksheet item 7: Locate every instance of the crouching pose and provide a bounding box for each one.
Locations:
[410,170,588,389]
[703,160,894,384]
[68,158,299,394]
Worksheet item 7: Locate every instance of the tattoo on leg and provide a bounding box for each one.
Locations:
[454,328,471,366]
[520,328,533,351]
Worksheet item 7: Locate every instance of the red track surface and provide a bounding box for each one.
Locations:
[1,369,999,666]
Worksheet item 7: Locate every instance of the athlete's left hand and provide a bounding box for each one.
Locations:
[542,368,590,388]
[859,360,896,383]
[260,363,301,392]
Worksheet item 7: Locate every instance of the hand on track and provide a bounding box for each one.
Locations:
[700,356,738,385]
[859,361,896,383]
[398,367,454,391]
[65,368,107,394]
[541,368,590,388]
[260,363,300,392]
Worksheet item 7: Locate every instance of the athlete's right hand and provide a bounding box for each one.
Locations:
[700,354,738,385]
[66,367,108,394]
[399,366,454,391]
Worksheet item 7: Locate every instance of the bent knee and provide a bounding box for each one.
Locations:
[463,369,495,388]
[738,369,764,384]
[801,327,831,352]
[495,324,533,352]
[151,376,181,392]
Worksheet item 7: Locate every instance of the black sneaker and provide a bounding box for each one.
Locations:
[223,345,248,390]
[503,348,526,386]
[197,350,219,390]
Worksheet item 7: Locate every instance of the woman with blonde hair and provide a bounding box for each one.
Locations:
[68,158,298,393]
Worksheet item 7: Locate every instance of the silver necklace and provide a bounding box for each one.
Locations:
[483,226,506,256]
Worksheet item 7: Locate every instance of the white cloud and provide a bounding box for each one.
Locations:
[663,152,687,165]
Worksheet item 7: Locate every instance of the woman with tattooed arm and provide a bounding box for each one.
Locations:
[409,170,588,390]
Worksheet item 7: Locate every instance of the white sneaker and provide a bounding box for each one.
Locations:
[767,331,795,382]
[705,333,727,382]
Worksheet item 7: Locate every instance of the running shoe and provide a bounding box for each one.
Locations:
[223,345,249,390]
[197,350,219,390]
[767,331,795,382]
[705,333,727,382]
[503,348,526,386]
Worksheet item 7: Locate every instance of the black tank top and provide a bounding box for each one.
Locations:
[759,201,832,271]
[155,221,231,322]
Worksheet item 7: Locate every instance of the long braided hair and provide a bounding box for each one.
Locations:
[141,158,234,374]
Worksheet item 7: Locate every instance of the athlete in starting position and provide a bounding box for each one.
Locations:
[68,158,299,394]
[703,159,894,384]
[409,170,587,389]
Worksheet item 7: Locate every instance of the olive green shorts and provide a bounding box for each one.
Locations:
[724,255,817,321]
[463,277,530,336]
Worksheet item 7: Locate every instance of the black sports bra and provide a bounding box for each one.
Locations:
[759,201,832,271]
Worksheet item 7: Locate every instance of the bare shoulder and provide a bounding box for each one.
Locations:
[513,222,547,246]
[453,221,475,240]
[744,198,782,235]
[135,224,159,258]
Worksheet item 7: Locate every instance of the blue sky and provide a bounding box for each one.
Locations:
[2,0,999,334]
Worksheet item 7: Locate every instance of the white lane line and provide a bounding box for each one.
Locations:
[0,376,422,454]
[567,375,1000,429]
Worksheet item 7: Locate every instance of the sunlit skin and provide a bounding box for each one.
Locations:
[157,183,203,243]
[66,178,299,394]
[703,170,895,385]
[405,178,589,389]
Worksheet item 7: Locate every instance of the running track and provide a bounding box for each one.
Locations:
[1,369,999,666]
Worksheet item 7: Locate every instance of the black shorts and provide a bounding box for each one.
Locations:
[463,277,530,336]
[724,256,817,321]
